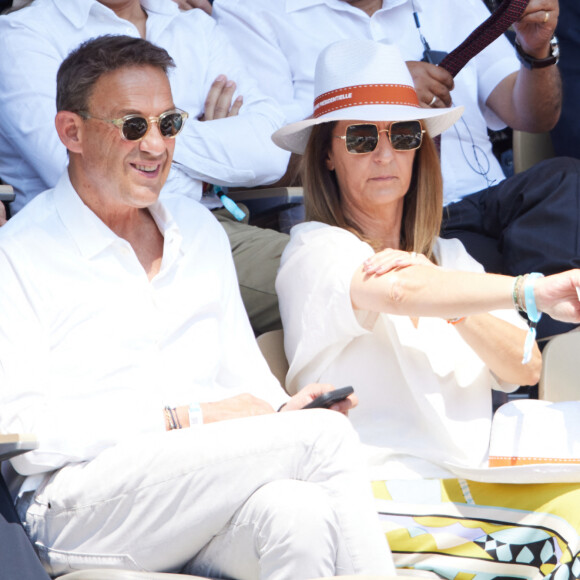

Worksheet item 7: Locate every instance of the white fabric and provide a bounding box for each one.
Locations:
[214,0,520,204]
[0,171,288,481]
[276,222,526,480]
[0,0,290,213]
[488,400,580,466]
[17,411,394,577]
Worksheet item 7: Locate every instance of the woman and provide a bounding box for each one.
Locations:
[273,39,580,579]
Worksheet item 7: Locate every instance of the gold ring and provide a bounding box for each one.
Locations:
[428,95,437,107]
[543,10,549,23]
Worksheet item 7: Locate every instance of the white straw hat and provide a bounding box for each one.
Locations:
[272,39,464,154]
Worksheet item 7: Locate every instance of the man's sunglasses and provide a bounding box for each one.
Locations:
[78,108,189,141]
[336,121,425,154]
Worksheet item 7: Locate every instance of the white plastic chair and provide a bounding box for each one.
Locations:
[538,331,580,402]
[512,130,554,174]
[256,329,288,389]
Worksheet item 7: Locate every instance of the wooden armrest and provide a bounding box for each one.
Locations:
[0,184,15,203]
[0,434,38,462]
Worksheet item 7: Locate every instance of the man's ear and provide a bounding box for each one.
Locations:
[55,111,84,154]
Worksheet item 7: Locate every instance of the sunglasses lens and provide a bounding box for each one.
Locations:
[122,117,149,141]
[345,124,379,154]
[159,112,185,138]
[390,121,423,151]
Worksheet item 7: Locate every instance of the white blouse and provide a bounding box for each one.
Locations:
[276,222,525,479]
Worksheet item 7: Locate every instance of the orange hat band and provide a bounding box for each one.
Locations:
[314,84,420,118]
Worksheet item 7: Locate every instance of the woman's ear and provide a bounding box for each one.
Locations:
[326,151,335,171]
[55,111,84,154]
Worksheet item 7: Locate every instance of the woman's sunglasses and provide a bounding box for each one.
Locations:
[336,121,425,154]
[78,108,189,141]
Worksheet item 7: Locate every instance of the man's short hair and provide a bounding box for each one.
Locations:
[56,35,175,113]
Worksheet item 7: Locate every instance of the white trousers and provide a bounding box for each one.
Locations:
[20,410,394,579]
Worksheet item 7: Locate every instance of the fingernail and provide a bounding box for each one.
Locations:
[216,74,226,82]
[226,80,235,88]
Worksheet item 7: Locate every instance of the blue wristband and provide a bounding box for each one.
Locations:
[521,272,544,364]
[214,186,246,222]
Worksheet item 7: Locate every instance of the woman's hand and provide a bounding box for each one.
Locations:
[362,248,435,276]
[535,270,580,323]
[282,383,358,416]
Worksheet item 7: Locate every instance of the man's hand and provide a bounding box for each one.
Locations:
[172,0,212,15]
[200,393,274,423]
[406,61,454,108]
[513,0,559,58]
[0,204,6,227]
[281,383,358,416]
[534,269,580,324]
[199,75,243,121]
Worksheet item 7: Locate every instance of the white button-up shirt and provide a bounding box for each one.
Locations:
[214,0,520,204]
[0,0,290,212]
[0,172,288,478]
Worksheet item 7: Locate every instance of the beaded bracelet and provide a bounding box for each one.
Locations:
[521,272,544,364]
[512,274,525,312]
[171,407,182,430]
[164,406,177,430]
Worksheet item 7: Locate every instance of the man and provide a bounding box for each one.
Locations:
[214,0,580,338]
[0,35,393,578]
[551,0,580,158]
[0,0,289,335]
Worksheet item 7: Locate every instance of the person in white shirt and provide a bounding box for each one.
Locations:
[274,38,580,579]
[0,35,395,579]
[214,0,580,339]
[0,0,290,335]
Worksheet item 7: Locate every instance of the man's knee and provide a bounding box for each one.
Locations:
[249,479,339,557]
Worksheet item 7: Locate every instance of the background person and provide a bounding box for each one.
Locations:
[0,0,289,335]
[214,0,580,339]
[0,35,393,579]
[274,39,580,579]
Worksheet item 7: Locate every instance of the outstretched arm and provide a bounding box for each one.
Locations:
[353,252,580,385]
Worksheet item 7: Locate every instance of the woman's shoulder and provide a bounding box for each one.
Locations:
[289,221,366,249]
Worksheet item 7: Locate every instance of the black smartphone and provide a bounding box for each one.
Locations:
[303,386,354,410]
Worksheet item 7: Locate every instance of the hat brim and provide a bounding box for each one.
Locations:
[272,103,465,154]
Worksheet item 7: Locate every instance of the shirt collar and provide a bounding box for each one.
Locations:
[53,170,182,261]
[55,0,178,30]
[285,0,408,13]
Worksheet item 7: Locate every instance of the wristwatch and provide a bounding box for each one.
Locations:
[515,36,560,69]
